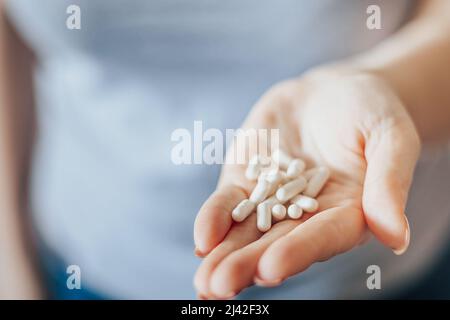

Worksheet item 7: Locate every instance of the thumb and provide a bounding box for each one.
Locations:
[362,117,421,255]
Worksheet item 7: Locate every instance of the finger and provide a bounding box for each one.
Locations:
[193,213,262,298]
[208,220,301,298]
[363,118,420,254]
[257,206,365,282]
[194,184,249,256]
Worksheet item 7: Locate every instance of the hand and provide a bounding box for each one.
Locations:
[193,69,421,299]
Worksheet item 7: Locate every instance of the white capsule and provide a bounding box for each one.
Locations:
[272,149,292,170]
[257,201,272,232]
[272,204,287,221]
[266,169,282,183]
[303,166,330,198]
[280,170,291,183]
[245,160,261,181]
[258,170,269,182]
[263,195,280,205]
[291,194,319,213]
[259,155,272,167]
[270,168,290,184]
[260,195,279,213]
[287,204,303,219]
[275,176,307,202]
[245,166,260,181]
[303,167,319,181]
[265,170,284,195]
[249,154,261,164]
[231,199,255,222]
[286,159,306,178]
[249,179,271,204]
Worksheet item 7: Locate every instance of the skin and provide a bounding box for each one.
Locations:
[194,0,450,299]
[193,72,419,299]
[0,2,42,298]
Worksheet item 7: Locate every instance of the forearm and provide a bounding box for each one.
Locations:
[0,117,41,299]
[0,5,42,299]
[353,0,450,143]
[0,201,42,299]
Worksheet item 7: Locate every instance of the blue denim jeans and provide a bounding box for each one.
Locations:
[39,245,106,300]
[395,240,450,299]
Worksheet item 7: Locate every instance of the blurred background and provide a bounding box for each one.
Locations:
[0,0,449,299]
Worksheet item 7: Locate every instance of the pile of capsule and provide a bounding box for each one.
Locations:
[232,149,330,232]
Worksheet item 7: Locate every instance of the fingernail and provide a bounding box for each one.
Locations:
[194,247,206,258]
[254,276,283,287]
[393,216,410,255]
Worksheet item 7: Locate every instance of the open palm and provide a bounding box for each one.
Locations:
[193,71,420,299]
